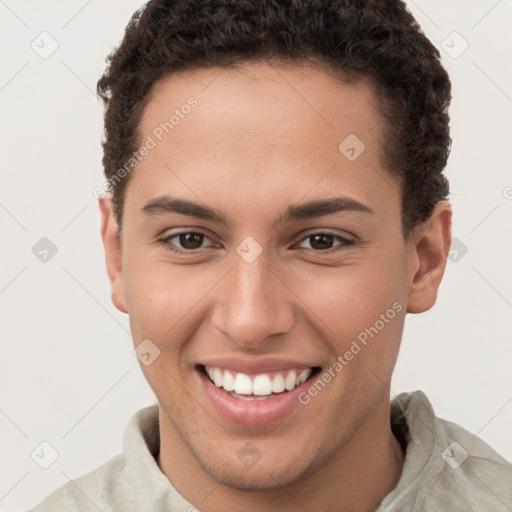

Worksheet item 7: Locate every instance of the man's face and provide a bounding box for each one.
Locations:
[109,62,416,489]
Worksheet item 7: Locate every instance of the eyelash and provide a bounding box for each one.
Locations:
[157,230,355,255]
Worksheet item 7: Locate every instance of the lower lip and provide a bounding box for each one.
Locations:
[198,369,313,427]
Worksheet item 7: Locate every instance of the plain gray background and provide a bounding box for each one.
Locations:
[1,1,511,510]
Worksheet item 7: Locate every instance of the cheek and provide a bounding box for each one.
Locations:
[124,257,218,359]
[124,267,203,400]
[123,254,180,339]
[126,277,188,342]
[298,260,404,326]
[293,256,406,366]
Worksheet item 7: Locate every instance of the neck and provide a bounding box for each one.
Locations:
[157,396,405,512]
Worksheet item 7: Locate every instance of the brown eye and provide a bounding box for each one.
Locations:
[309,234,335,250]
[159,231,213,253]
[178,232,205,250]
[297,232,354,252]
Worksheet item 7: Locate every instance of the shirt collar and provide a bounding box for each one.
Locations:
[379,390,446,509]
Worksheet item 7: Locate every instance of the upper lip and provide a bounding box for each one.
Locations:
[199,357,318,375]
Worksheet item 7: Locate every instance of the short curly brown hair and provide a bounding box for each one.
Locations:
[97,0,451,240]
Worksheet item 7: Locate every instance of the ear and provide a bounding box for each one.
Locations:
[406,200,452,314]
[98,197,128,314]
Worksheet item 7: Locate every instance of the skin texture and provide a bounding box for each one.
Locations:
[99,61,452,512]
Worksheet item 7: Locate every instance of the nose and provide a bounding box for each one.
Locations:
[210,252,295,348]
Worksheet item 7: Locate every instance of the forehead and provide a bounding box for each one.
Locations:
[126,61,399,227]
[141,60,382,141]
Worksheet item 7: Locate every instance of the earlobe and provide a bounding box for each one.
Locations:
[406,201,452,314]
[98,197,128,314]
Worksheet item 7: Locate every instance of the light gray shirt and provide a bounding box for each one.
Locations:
[31,390,512,511]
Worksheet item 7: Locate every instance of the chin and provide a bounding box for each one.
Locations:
[204,461,311,491]
[189,439,321,492]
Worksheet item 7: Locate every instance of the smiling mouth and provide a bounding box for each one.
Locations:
[198,364,321,400]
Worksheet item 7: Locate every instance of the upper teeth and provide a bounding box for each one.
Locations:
[205,366,312,396]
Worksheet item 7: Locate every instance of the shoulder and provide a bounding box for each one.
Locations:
[382,390,512,511]
[29,454,144,512]
[29,404,162,511]
[430,416,512,507]
[410,416,512,511]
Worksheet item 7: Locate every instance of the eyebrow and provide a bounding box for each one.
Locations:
[141,195,375,225]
